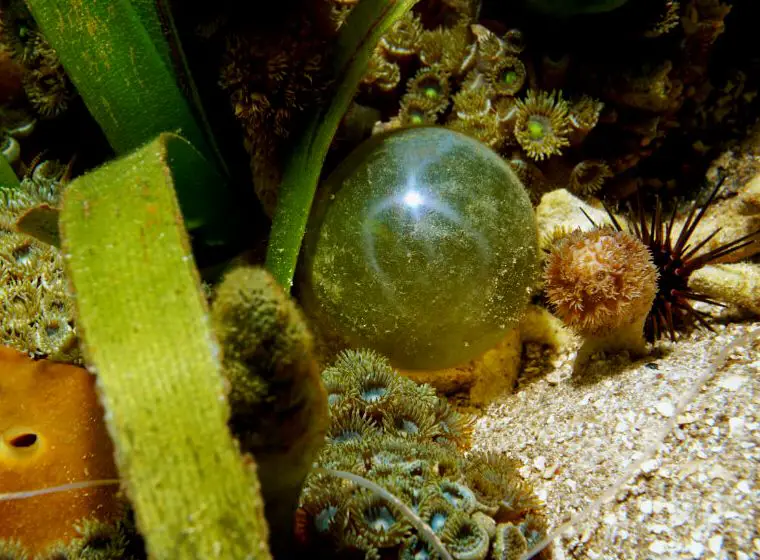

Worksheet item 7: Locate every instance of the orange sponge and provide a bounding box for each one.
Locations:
[0,346,122,555]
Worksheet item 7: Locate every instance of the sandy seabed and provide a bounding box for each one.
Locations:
[471,318,759,560]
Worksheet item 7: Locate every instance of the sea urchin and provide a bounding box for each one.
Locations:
[601,178,760,341]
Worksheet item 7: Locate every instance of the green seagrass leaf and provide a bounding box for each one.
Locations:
[265,0,420,289]
[0,152,20,190]
[25,0,212,159]
[59,133,271,559]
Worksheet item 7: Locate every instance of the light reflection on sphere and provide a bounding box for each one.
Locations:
[300,127,538,370]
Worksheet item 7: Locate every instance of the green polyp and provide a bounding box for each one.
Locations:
[410,112,424,124]
[424,86,439,99]
[527,118,546,140]
[300,127,539,370]
[503,71,517,85]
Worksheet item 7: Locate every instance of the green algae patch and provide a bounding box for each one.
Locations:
[211,266,329,556]
[0,153,19,190]
[266,0,420,289]
[59,135,271,559]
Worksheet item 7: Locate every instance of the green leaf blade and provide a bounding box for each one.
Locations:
[59,134,271,559]
[0,153,20,189]
[265,0,420,288]
[26,0,214,163]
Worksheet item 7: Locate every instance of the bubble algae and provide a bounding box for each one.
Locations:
[300,127,539,370]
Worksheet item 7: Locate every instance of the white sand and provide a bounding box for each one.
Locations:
[471,319,759,559]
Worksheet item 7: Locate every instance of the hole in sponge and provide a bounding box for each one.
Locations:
[8,433,38,448]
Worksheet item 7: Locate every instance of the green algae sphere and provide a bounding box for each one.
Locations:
[300,127,539,370]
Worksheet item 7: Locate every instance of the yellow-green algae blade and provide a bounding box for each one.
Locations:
[59,134,271,560]
[266,0,420,288]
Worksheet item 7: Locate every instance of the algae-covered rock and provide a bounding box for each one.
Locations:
[211,265,329,553]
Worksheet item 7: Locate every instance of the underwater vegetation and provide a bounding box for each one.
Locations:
[211,265,329,554]
[0,0,758,558]
[525,0,630,16]
[300,349,550,559]
[0,1,514,552]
